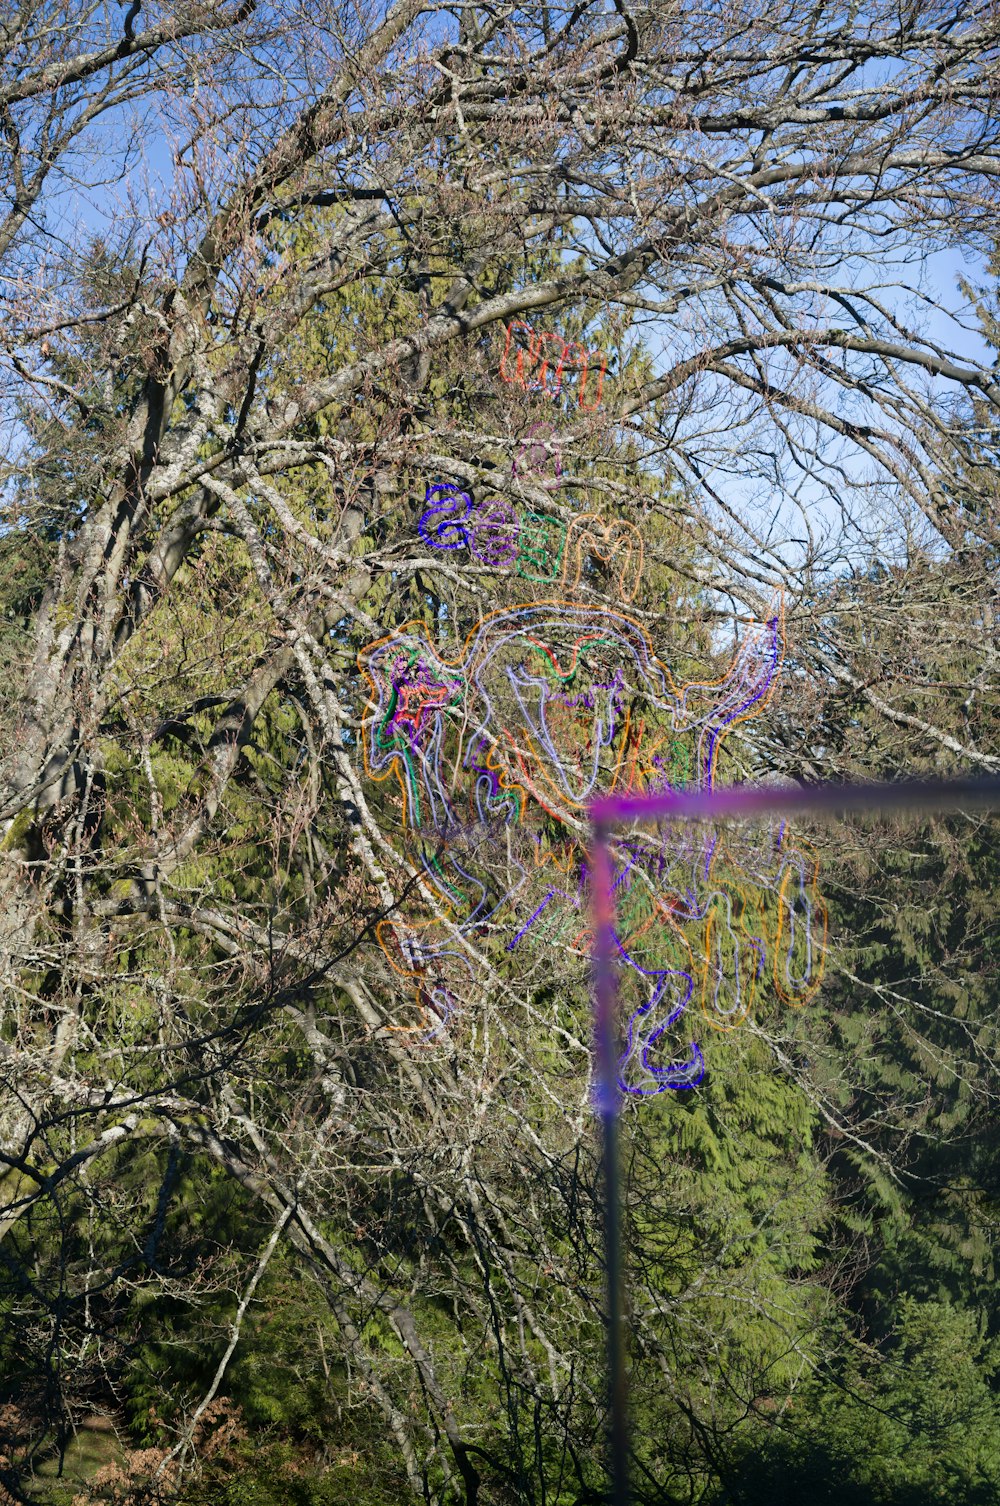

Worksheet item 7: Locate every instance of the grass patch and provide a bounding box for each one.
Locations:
[30,1425,123,1504]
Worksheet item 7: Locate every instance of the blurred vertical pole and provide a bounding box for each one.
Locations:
[592,824,629,1506]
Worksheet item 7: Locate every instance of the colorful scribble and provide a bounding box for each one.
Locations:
[417,488,643,598]
[359,576,824,1074]
[368,405,826,1084]
[500,320,607,410]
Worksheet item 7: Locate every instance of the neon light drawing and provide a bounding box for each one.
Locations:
[359,558,825,1066]
[561,516,644,603]
[418,482,474,551]
[499,320,608,410]
[375,390,826,1069]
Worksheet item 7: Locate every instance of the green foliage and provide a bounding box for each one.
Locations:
[719,1300,1000,1506]
[178,1432,408,1506]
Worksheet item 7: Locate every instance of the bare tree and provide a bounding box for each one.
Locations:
[0,0,998,1500]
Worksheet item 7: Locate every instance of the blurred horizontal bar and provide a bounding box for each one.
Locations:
[590,775,1000,830]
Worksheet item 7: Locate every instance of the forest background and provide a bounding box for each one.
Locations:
[0,2,999,1504]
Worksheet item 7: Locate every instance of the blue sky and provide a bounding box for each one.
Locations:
[12,48,996,557]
